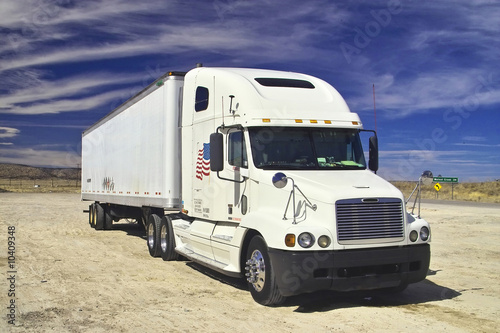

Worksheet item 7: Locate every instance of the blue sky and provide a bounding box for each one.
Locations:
[0,0,499,181]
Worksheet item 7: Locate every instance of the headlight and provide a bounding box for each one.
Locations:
[420,226,430,241]
[318,235,331,248]
[298,232,315,248]
[409,230,418,242]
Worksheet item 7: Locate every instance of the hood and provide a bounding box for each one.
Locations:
[271,169,403,204]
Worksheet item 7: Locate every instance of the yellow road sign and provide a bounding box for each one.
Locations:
[434,183,442,191]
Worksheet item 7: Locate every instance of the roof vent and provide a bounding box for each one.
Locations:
[254,78,315,89]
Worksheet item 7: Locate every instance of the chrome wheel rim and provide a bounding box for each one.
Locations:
[160,224,167,252]
[147,222,154,249]
[246,250,266,292]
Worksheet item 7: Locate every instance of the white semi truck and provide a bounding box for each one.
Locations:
[81,66,431,305]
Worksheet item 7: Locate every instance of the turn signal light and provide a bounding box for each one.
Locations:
[285,234,295,247]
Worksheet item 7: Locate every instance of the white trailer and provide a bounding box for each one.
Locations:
[82,66,431,305]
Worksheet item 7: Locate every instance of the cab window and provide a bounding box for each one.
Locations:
[195,86,209,111]
[228,131,248,168]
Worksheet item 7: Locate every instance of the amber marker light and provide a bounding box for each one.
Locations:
[285,234,296,247]
[295,119,303,123]
[262,118,271,123]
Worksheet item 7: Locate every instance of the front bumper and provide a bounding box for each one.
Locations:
[268,244,430,297]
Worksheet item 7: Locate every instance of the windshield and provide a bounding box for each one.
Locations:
[248,127,366,170]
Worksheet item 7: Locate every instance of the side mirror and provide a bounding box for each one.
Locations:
[210,133,224,172]
[421,170,433,185]
[272,172,288,189]
[369,135,378,172]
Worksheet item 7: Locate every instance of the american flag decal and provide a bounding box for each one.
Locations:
[196,143,210,180]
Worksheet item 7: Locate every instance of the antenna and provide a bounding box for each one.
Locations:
[221,96,225,127]
[373,84,377,132]
[229,95,235,115]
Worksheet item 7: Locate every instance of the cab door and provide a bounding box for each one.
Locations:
[210,129,250,264]
[225,129,249,222]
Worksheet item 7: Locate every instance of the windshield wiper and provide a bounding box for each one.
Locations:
[322,164,365,170]
[258,163,315,170]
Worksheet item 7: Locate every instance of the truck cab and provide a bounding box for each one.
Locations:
[82,67,430,305]
[175,67,430,305]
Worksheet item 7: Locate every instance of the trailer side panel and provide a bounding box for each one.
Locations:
[81,76,183,209]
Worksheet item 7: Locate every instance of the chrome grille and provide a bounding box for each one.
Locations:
[336,198,404,244]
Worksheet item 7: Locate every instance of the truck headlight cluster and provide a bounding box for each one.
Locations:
[285,233,331,248]
[409,227,430,242]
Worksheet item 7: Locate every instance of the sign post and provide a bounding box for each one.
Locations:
[433,177,459,200]
[433,177,458,183]
[434,183,441,199]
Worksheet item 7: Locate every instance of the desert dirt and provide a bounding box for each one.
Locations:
[1,193,499,332]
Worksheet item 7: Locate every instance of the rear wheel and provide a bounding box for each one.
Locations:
[104,206,113,230]
[94,203,105,230]
[88,204,95,228]
[245,236,285,306]
[160,216,179,261]
[147,214,162,257]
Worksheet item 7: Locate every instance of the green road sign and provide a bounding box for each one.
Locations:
[433,177,458,183]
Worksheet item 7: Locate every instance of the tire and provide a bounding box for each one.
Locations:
[88,204,95,228]
[147,214,162,257]
[160,216,179,261]
[104,206,113,230]
[245,236,285,306]
[94,203,105,230]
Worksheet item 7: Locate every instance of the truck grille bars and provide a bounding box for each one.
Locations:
[336,198,404,244]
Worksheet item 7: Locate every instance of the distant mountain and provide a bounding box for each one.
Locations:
[0,163,80,180]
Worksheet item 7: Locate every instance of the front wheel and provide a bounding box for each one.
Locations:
[245,236,285,306]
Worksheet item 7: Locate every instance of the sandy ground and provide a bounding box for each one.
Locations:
[0,193,499,332]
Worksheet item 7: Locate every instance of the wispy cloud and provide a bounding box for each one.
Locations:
[1,71,149,114]
[1,88,133,115]
[1,0,350,72]
[0,127,20,138]
[454,143,500,148]
[335,1,500,117]
[461,136,487,142]
[0,147,80,168]
[5,71,132,97]
[0,0,498,180]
